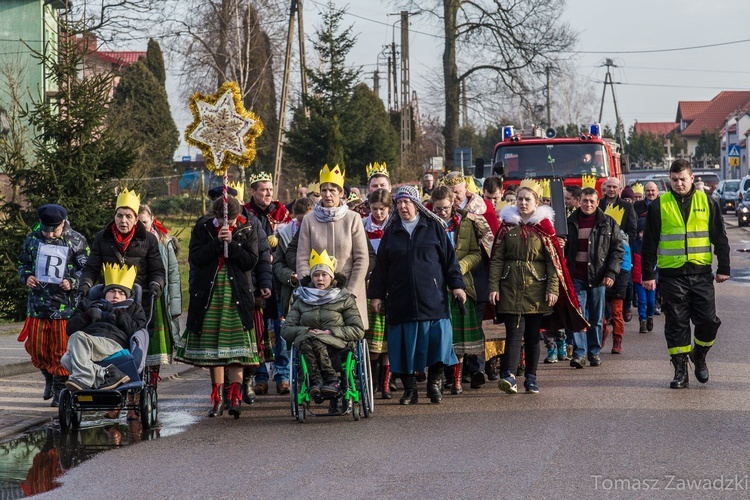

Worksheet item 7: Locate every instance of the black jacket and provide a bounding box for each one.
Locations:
[641,186,730,281]
[186,217,260,334]
[368,215,465,324]
[67,298,147,349]
[81,221,166,292]
[565,208,624,287]
[599,196,637,243]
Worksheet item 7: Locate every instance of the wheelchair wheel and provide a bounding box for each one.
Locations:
[358,340,374,418]
[141,387,157,429]
[70,401,82,430]
[58,389,72,431]
[296,403,306,423]
[352,405,360,421]
[290,345,299,418]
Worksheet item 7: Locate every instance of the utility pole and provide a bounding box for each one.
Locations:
[274,0,301,188]
[400,11,411,170]
[373,69,380,100]
[386,54,393,110]
[545,65,551,127]
[391,42,398,112]
[599,58,626,152]
[297,0,308,117]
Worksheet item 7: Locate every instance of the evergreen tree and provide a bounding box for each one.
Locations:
[109,39,179,179]
[0,29,135,319]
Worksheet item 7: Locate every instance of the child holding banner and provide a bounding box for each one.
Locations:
[18,204,89,406]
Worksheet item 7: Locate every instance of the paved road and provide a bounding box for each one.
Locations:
[20,222,750,498]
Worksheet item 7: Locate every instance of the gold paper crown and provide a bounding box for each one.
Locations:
[116,188,141,214]
[604,205,625,226]
[581,174,597,190]
[319,164,345,188]
[365,162,389,180]
[102,263,137,292]
[347,192,361,204]
[309,249,336,272]
[442,172,466,187]
[248,172,273,186]
[228,181,244,201]
[540,179,551,198]
[306,182,321,194]
[519,178,543,198]
[631,183,644,195]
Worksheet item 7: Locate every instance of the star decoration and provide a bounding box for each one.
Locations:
[185,81,264,175]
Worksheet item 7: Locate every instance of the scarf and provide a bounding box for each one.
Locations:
[294,285,343,305]
[112,224,136,254]
[364,214,386,240]
[494,214,588,333]
[247,198,292,230]
[314,201,349,223]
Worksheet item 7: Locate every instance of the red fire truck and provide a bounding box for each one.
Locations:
[491,125,627,194]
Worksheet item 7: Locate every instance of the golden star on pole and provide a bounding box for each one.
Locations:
[185,81,264,175]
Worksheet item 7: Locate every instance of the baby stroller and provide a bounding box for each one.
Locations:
[290,338,374,422]
[58,284,158,431]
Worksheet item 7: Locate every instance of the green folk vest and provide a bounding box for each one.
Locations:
[657,190,712,269]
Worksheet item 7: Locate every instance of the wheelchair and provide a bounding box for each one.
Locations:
[58,284,158,431]
[289,338,374,422]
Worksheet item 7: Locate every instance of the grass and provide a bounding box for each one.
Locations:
[162,216,195,310]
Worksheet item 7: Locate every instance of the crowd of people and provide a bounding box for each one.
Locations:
[17,158,729,420]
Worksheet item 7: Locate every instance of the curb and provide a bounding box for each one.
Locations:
[0,361,36,378]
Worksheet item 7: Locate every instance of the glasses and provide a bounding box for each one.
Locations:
[433,205,452,213]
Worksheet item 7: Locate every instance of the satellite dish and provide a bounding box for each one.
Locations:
[545,127,557,139]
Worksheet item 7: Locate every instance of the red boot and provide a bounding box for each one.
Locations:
[227,382,242,419]
[452,363,463,395]
[611,335,623,354]
[208,383,224,418]
[381,365,392,399]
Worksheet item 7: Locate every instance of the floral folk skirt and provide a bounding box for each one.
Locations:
[448,295,484,356]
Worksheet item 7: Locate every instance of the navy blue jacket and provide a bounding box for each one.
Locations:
[368,215,465,325]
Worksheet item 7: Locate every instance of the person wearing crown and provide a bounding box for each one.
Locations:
[564,187,624,369]
[353,162,392,218]
[18,204,89,406]
[601,203,632,355]
[281,249,365,401]
[79,189,166,322]
[297,165,369,334]
[243,172,291,395]
[62,264,147,392]
[631,183,645,203]
[489,179,586,394]
[176,196,262,418]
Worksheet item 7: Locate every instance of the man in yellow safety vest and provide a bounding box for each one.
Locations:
[641,159,730,389]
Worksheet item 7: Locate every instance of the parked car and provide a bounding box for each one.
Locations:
[712,179,741,213]
[737,188,750,226]
[630,178,669,193]
[692,172,720,196]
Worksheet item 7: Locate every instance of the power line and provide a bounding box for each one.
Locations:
[622,64,750,76]
[575,37,750,55]
[590,79,750,91]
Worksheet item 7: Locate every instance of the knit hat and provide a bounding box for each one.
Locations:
[37,204,67,232]
[208,185,238,201]
[621,186,635,200]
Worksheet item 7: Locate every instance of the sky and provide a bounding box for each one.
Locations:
[165,0,750,159]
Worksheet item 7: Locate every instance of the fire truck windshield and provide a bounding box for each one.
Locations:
[494,143,610,180]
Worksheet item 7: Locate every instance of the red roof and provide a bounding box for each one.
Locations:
[680,91,750,137]
[633,122,678,137]
[676,101,710,122]
[90,51,145,67]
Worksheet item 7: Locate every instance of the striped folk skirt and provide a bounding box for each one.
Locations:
[175,268,260,367]
[448,295,484,356]
[365,300,388,354]
[20,317,70,376]
[145,296,173,365]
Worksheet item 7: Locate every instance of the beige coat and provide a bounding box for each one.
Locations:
[296,210,369,329]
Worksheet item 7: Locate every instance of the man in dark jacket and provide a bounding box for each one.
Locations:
[565,187,624,369]
[79,190,165,320]
[641,159,729,389]
[62,267,147,391]
[633,181,660,219]
[599,177,637,242]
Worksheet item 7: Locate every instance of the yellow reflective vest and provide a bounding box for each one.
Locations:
[657,190,712,269]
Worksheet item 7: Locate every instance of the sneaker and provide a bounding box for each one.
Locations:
[498,373,518,394]
[544,345,558,364]
[276,381,290,395]
[65,378,91,392]
[99,365,130,390]
[253,381,269,395]
[566,344,574,359]
[646,316,654,332]
[588,355,602,367]
[639,320,648,334]
[557,340,569,361]
[570,357,586,369]
[321,380,340,397]
[308,379,323,401]
[524,375,540,394]
[623,309,632,322]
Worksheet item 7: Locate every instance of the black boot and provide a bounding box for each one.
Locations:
[690,346,710,384]
[426,364,443,403]
[51,375,67,407]
[669,354,689,389]
[399,375,418,405]
[242,374,256,405]
[42,369,53,400]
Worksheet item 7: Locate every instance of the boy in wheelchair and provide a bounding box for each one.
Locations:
[281,250,365,401]
[62,264,146,391]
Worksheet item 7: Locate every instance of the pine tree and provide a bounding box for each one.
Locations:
[144,38,166,85]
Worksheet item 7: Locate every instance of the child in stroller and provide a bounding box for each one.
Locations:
[62,264,147,391]
[281,249,365,402]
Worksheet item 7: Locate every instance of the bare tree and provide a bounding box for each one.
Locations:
[401,0,576,167]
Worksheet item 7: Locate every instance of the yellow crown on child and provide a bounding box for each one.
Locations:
[309,249,336,272]
[248,172,273,186]
[306,182,321,195]
[581,174,597,190]
[116,188,140,214]
[540,179,551,198]
[604,204,625,226]
[102,263,137,291]
[519,178,543,198]
[319,164,345,189]
[366,162,389,180]
[631,183,644,195]
[228,181,244,201]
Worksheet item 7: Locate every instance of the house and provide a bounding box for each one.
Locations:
[80,35,145,98]
[719,112,750,179]
[633,121,680,164]
[676,91,750,157]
